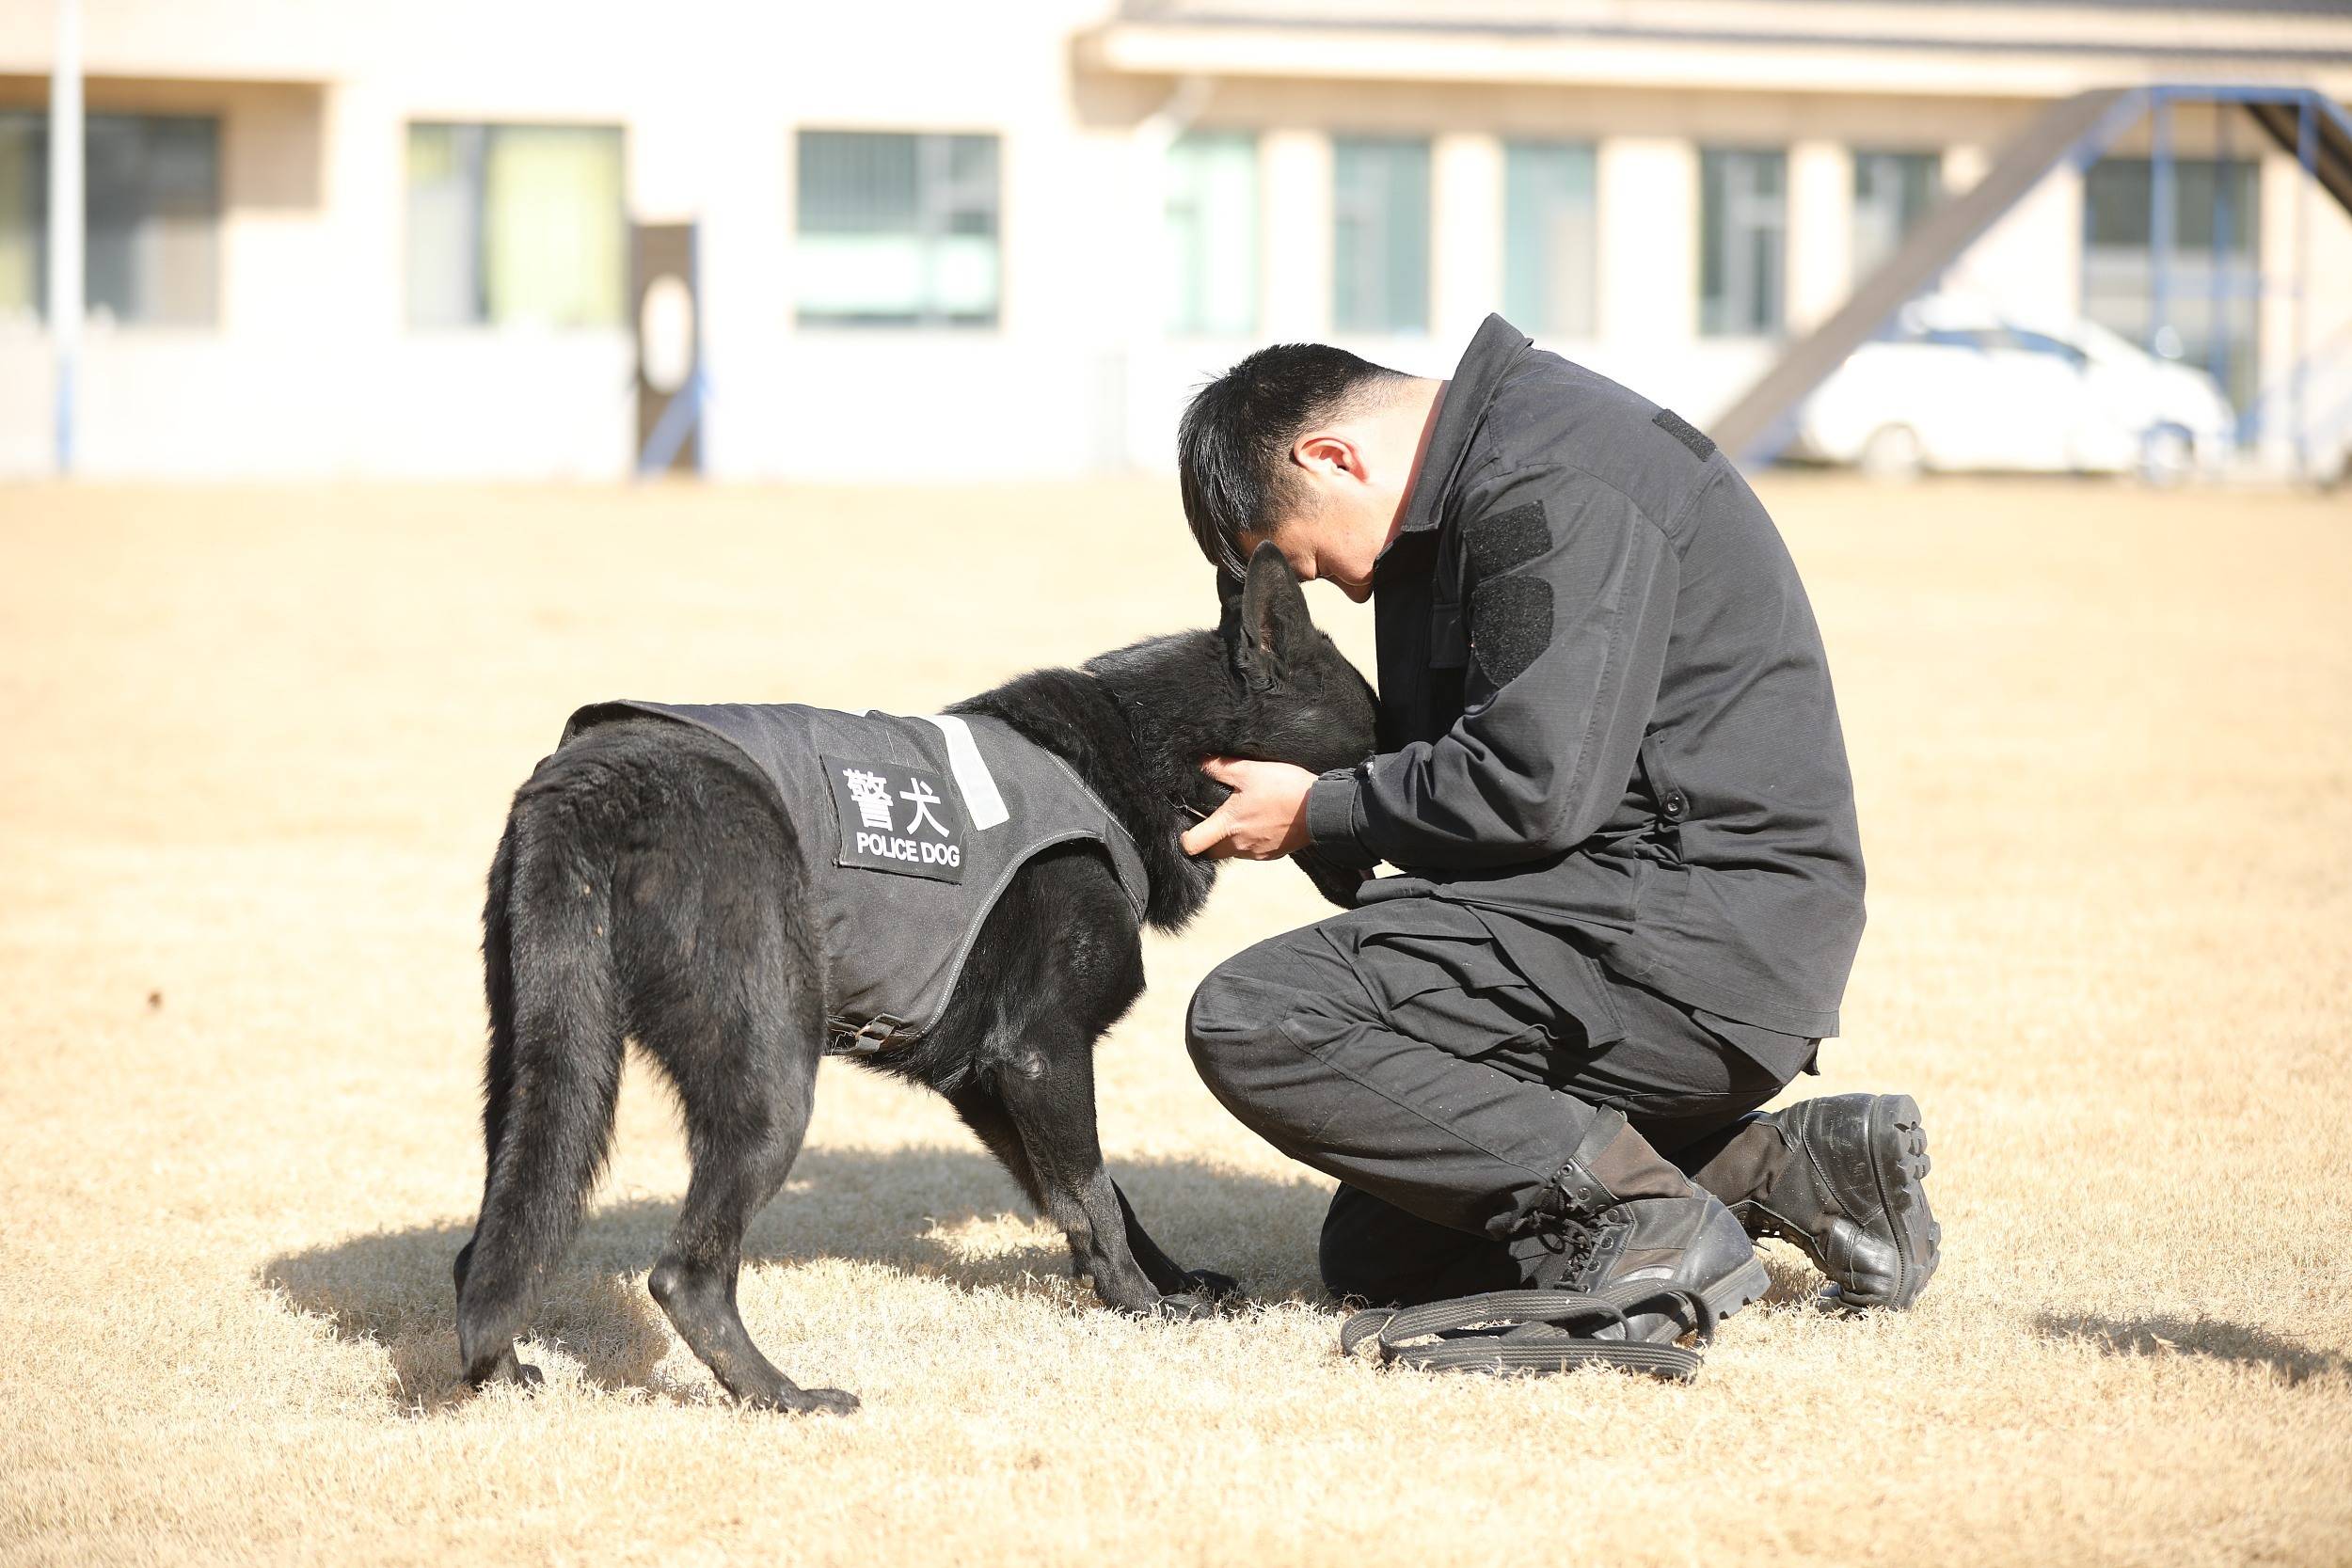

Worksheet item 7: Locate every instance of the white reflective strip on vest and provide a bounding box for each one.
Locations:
[914,713,1010,831]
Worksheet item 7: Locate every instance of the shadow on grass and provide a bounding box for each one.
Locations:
[2032,1310,2351,1386]
[259,1144,1335,1413]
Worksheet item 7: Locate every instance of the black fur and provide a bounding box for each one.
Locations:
[453,546,1376,1413]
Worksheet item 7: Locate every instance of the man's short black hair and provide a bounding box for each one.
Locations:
[1176,342,1407,578]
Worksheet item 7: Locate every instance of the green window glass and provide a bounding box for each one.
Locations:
[0,111,220,326]
[1851,150,1941,280]
[796,131,1000,328]
[1699,148,1786,339]
[0,114,39,320]
[406,123,626,329]
[1332,136,1429,335]
[1166,130,1257,336]
[1503,141,1597,338]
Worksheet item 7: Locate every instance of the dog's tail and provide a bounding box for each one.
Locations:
[454,775,628,1386]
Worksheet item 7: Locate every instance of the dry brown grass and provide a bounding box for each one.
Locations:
[2,475,2347,1567]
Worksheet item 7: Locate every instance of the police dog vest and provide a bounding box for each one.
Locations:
[559,702,1151,1054]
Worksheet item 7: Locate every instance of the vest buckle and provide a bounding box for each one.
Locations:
[825,1013,916,1057]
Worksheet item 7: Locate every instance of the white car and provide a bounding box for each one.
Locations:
[1793,296,2236,483]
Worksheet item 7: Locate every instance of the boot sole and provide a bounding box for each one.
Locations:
[1703,1254,1773,1323]
[1856,1092,1941,1310]
[1626,1253,1772,1344]
[1712,1259,1769,1316]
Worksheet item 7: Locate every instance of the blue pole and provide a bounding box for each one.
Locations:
[636,371,706,476]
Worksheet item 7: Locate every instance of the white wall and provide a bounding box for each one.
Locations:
[0,325,635,479]
[4,1,2349,479]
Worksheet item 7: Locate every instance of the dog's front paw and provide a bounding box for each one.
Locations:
[1150,1268,1246,1321]
[464,1346,545,1392]
[1179,1267,1244,1304]
[735,1380,862,1416]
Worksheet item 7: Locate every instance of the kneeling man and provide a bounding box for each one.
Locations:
[1178,316,1936,1331]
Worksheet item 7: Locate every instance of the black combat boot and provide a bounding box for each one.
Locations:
[1720,1092,1940,1310]
[1525,1108,1772,1343]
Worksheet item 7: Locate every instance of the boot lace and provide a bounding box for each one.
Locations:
[1510,1208,1621,1294]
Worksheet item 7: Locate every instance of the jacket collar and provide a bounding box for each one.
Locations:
[1387,313,1533,552]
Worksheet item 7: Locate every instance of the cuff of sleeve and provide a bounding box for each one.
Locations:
[1305,771,1379,870]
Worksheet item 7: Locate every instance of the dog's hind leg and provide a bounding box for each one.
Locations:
[456,807,628,1391]
[639,1003,852,1414]
[625,805,856,1415]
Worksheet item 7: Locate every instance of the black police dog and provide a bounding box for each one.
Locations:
[453,546,1375,1413]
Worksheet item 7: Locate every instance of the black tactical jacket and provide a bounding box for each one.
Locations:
[1303,315,1866,1053]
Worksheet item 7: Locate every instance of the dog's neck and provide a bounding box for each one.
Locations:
[946,632,1232,932]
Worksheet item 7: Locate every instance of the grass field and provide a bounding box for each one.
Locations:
[3,475,2348,1567]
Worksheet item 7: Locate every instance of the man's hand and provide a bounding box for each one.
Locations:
[1180,757,1319,860]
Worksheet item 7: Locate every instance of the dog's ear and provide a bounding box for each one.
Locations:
[1230,541,1311,691]
[1215,561,1246,635]
[1215,564,1248,676]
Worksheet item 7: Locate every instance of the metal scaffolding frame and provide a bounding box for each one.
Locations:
[1710,83,2352,482]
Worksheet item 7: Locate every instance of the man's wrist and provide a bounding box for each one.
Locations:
[1304,770,1379,870]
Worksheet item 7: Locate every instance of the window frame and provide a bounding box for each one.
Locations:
[2080,152,2262,409]
[1697,145,1788,341]
[1850,148,1942,283]
[0,108,223,330]
[1164,128,1260,339]
[1330,134,1432,337]
[792,127,1004,332]
[403,119,628,333]
[1502,138,1600,341]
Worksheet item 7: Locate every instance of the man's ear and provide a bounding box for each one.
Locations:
[1232,541,1311,691]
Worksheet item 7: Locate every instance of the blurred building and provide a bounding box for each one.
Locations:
[1,0,2347,480]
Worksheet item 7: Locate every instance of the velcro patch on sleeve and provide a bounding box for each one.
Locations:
[1469,575,1554,689]
[1464,501,1550,581]
[1652,407,1718,461]
[823,753,967,882]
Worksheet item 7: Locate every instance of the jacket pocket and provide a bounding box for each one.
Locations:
[1359,927,1556,1068]
[1639,732,1689,834]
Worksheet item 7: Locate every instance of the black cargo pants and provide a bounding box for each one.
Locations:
[1184,897,1815,1306]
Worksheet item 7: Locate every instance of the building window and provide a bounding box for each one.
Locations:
[1698,148,1786,338]
[1165,130,1256,337]
[795,130,999,328]
[1851,150,1940,280]
[2084,155,2260,409]
[1502,140,1597,339]
[0,113,47,324]
[1332,136,1429,335]
[0,111,220,326]
[405,123,625,329]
